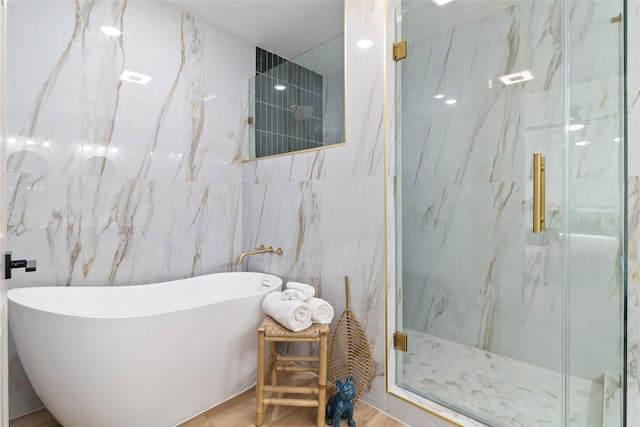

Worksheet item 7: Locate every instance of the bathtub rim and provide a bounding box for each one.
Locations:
[7,271,282,319]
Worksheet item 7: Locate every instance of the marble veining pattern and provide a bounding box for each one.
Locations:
[628,175,640,427]
[627,1,640,426]
[240,0,393,414]
[400,330,605,427]
[398,0,624,386]
[391,0,627,425]
[7,0,252,418]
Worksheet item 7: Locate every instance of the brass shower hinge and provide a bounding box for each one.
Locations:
[394,331,408,352]
[247,116,254,125]
[611,14,622,23]
[393,41,407,61]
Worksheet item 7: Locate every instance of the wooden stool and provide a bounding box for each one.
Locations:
[255,316,329,427]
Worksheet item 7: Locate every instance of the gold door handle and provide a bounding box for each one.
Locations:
[533,153,545,233]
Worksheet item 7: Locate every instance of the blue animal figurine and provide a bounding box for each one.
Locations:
[325,375,356,427]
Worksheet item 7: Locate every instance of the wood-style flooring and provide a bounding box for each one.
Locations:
[10,371,406,427]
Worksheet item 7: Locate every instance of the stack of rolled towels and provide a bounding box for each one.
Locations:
[262,281,334,332]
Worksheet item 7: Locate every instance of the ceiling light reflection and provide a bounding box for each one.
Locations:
[357,39,373,49]
[119,70,152,85]
[499,70,534,86]
[100,26,122,37]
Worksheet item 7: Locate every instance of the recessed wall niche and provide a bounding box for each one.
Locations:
[253,47,324,157]
[248,35,345,159]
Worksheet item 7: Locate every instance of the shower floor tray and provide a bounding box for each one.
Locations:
[397,329,628,427]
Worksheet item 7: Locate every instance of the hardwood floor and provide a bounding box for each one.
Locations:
[9,409,60,427]
[10,371,406,427]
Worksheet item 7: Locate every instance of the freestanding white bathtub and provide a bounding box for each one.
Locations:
[8,272,282,427]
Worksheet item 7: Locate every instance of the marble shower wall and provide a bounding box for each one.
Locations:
[627,2,640,426]
[399,2,540,367]
[399,0,624,380]
[566,0,625,382]
[7,0,253,418]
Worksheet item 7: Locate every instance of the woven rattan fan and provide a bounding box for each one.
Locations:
[328,276,372,402]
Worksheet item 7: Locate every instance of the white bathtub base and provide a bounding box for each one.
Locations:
[8,272,282,427]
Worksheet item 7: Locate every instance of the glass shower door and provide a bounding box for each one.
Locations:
[394,1,625,426]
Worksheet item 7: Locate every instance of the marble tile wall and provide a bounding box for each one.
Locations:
[387,0,629,425]
[399,2,536,369]
[627,2,640,426]
[240,0,389,411]
[6,0,253,418]
[398,0,624,381]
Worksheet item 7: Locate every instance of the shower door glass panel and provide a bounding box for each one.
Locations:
[566,1,625,425]
[395,1,624,426]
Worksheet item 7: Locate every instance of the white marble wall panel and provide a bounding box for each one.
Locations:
[7,173,81,288]
[7,0,252,418]
[7,1,81,175]
[80,2,251,183]
[240,0,388,410]
[74,178,241,286]
[627,4,640,422]
[629,176,640,427]
[629,2,640,179]
[6,0,251,279]
[241,174,386,401]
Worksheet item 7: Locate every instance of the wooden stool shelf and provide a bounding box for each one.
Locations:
[256,316,329,427]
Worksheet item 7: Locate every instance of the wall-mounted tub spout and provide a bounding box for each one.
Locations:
[237,245,283,264]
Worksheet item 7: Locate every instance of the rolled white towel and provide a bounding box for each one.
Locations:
[285,281,315,301]
[262,292,312,332]
[281,289,307,301]
[307,297,334,324]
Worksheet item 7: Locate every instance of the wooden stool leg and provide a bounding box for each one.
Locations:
[317,331,328,427]
[256,329,266,426]
[255,319,330,426]
[270,342,277,385]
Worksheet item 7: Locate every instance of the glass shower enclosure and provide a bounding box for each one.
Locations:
[393,1,626,426]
